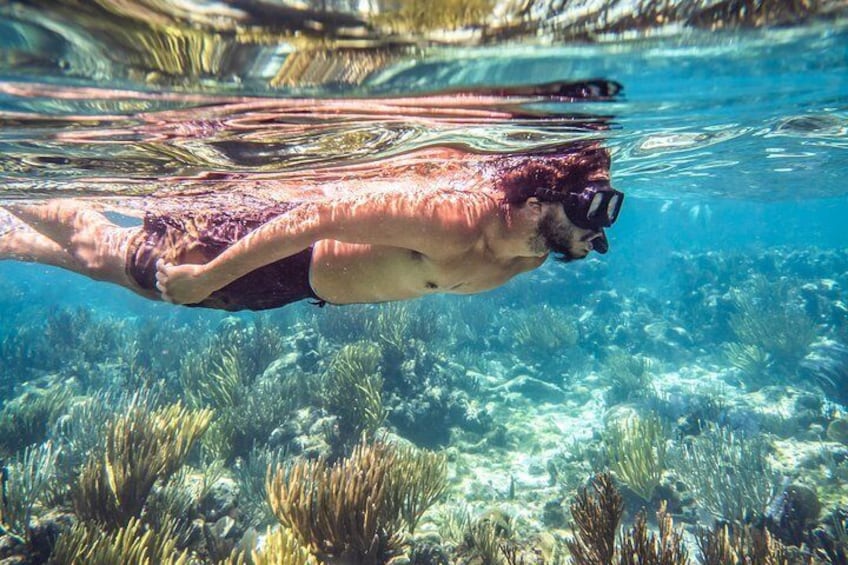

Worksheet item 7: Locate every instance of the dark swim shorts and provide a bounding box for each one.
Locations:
[126,203,323,311]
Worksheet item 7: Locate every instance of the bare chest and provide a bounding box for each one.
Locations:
[309,240,541,304]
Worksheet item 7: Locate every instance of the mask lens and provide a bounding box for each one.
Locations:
[606,193,622,225]
[586,192,604,220]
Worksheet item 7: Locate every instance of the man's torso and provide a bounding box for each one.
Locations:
[309,238,544,304]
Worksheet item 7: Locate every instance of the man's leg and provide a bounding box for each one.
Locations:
[2,200,140,290]
[0,222,79,270]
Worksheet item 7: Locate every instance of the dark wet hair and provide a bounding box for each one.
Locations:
[494,142,612,205]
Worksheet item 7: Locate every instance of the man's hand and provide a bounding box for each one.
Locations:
[155,260,212,305]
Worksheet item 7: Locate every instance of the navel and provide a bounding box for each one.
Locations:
[425,281,438,289]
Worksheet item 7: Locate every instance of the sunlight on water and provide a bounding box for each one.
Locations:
[0,3,846,202]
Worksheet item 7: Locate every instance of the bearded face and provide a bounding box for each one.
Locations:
[532,205,606,263]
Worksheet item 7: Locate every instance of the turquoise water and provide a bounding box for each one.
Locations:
[1,3,848,564]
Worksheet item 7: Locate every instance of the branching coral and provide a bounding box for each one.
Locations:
[729,275,816,379]
[314,304,372,344]
[620,501,689,565]
[511,304,578,360]
[382,443,448,533]
[360,302,442,366]
[72,400,212,526]
[181,346,244,411]
[567,473,623,564]
[724,342,774,389]
[213,316,285,379]
[603,349,655,403]
[323,342,385,451]
[229,376,302,456]
[453,510,520,565]
[603,415,667,502]
[374,302,412,347]
[228,526,317,565]
[696,522,792,565]
[180,341,297,461]
[460,517,512,564]
[38,307,127,379]
[679,423,779,523]
[50,517,190,565]
[0,442,57,543]
[266,439,446,563]
[566,472,688,565]
[234,446,289,530]
[0,383,73,456]
[179,315,287,413]
[0,307,126,383]
[48,391,147,508]
[144,460,225,551]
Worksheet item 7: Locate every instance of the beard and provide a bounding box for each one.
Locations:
[533,213,583,263]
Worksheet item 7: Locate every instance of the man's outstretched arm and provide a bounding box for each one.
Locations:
[155,190,494,304]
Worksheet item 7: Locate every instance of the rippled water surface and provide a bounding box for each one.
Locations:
[1,16,846,205]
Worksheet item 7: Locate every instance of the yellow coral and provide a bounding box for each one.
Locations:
[227,527,317,565]
[604,415,667,502]
[266,439,446,562]
[72,401,212,526]
[50,517,190,565]
[323,342,385,448]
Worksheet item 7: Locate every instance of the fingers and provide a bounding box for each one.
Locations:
[155,258,174,303]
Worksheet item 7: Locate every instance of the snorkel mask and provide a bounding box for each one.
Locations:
[534,181,623,230]
[533,181,623,254]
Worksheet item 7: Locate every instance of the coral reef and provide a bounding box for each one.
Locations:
[800,339,848,405]
[234,446,288,530]
[603,414,668,502]
[566,472,688,565]
[696,522,798,565]
[50,517,190,565]
[510,304,579,365]
[0,383,72,456]
[678,424,779,523]
[0,443,57,544]
[229,526,317,565]
[71,400,212,526]
[566,473,623,564]
[322,342,385,453]
[266,439,446,563]
[728,276,816,384]
[601,349,655,404]
[0,244,846,563]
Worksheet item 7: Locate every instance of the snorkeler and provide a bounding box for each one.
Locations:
[0,142,622,311]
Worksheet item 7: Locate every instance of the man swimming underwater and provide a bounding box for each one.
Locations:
[0,142,622,311]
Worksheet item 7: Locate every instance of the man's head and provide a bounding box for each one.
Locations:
[494,143,622,262]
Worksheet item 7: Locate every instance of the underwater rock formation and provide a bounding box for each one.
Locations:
[764,483,822,547]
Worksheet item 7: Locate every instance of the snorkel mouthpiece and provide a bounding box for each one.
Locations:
[593,231,609,254]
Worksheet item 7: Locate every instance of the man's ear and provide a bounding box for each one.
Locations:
[525,197,543,214]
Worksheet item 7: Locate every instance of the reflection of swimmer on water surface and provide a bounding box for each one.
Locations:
[1,143,622,311]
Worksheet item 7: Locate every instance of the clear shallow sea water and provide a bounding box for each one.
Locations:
[1,3,848,564]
